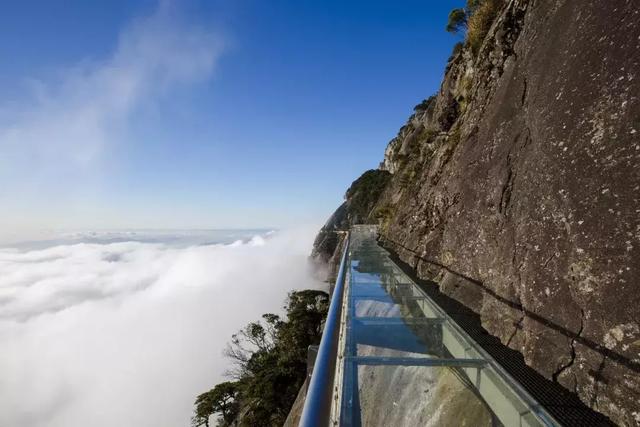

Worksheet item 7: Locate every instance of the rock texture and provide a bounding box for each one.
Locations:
[313,0,640,425]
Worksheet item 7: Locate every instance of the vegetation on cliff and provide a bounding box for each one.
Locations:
[344,169,392,224]
[446,0,503,54]
[311,169,390,269]
[192,290,329,427]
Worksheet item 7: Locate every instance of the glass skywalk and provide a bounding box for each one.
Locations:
[332,226,559,427]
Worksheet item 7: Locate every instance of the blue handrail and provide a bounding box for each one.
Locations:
[299,234,350,427]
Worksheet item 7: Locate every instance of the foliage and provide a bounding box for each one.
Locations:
[445,0,504,55]
[399,165,418,189]
[413,94,437,112]
[223,313,282,378]
[466,0,482,13]
[193,382,240,427]
[457,74,474,112]
[467,0,503,54]
[193,290,329,427]
[344,169,392,224]
[345,169,390,200]
[373,204,395,232]
[446,8,467,33]
[416,125,437,144]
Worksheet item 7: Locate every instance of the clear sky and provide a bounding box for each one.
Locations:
[0,0,462,232]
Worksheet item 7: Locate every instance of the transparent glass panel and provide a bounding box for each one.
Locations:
[351,294,434,319]
[341,364,501,427]
[349,282,390,298]
[350,270,383,284]
[350,282,416,298]
[350,318,447,358]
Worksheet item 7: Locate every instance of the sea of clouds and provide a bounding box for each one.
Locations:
[0,227,325,427]
[0,3,327,425]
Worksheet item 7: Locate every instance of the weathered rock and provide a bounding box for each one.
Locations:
[314,0,640,424]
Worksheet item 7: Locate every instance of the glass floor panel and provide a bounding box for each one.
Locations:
[349,318,447,358]
[351,294,435,319]
[341,364,501,427]
[349,270,385,284]
[350,282,418,297]
[350,272,413,287]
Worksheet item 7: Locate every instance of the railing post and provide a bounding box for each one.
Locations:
[299,234,350,427]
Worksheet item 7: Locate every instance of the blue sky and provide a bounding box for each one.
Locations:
[0,0,462,232]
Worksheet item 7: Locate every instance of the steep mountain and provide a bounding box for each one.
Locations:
[312,1,640,425]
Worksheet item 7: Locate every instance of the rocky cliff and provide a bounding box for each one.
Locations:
[312,0,640,425]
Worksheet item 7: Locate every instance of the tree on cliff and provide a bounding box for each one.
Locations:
[446,0,503,53]
[192,382,240,427]
[193,290,329,426]
[446,8,467,33]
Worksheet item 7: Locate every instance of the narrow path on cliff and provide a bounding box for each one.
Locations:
[331,225,614,427]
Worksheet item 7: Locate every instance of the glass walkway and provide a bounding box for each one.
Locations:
[324,226,559,427]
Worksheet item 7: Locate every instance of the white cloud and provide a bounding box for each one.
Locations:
[0,4,222,170]
[0,227,324,427]
[0,3,225,237]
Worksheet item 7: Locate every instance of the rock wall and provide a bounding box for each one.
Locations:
[313,0,640,424]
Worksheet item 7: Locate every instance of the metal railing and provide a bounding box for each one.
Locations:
[299,234,350,427]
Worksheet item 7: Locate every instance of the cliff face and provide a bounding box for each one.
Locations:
[313,1,640,425]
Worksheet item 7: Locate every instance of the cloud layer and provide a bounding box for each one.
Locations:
[0,227,323,427]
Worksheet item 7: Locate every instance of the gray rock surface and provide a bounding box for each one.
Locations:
[313,0,640,424]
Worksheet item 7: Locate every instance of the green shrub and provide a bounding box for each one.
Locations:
[345,169,391,224]
[445,0,504,55]
[446,8,467,33]
[373,204,395,232]
[457,74,474,112]
[193,290,329,427]
[193,382,240,427]
[466,0,503,54]
[417,126,437,144]
[466,0,482,13]
[399,165,419,189]
[413,94,437,112]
